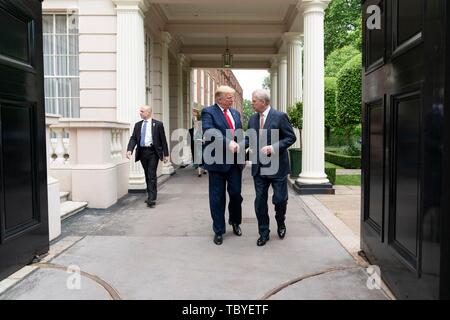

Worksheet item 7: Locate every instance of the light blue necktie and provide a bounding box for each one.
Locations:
[140,120,147,147]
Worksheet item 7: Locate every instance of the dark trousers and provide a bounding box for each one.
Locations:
[253,175,288,237]
[208,165,243,235]
[140,147,159,201]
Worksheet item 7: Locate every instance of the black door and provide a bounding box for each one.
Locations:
[0,0,48,280]
[361,0,448,299]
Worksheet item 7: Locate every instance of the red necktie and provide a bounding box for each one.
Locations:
[223,109,235,136]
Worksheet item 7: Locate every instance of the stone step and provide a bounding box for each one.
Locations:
[60,201,87,221]
[59,191,69,203]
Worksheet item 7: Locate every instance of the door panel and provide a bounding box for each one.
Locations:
[390,91,422,268]
[1,103,36,233]
[0,0,48,280]
[366,100,384,235]
[362,0,446,299]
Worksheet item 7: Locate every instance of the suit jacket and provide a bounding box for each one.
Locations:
[201,104,245,172]
[127,119,169,162]
[247,107,296,178]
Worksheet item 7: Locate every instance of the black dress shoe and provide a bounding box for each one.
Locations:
[213,234,223,245]
[257,235,270,246]
[277,224,286,239]
[230,223,242,236]
[147,201,155,208]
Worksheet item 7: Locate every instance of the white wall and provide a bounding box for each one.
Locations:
[44,0,117,121]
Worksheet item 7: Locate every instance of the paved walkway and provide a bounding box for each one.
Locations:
[0,167,387,300]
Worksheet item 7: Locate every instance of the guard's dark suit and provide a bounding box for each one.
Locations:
[127,119,169,202]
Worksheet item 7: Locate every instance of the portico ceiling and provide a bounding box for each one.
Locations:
[144,0,305,69]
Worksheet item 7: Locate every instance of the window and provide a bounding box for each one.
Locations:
[145,34,152,104]
[43,13,79,117]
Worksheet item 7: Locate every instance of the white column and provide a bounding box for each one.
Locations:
[296,0,331,188]
[177,54,186,130]
[285,32,303,149]
[286,32,303,108]
[277,54,287,113]
[270,57,278,109]
[161,31,175,174]
[178,54,190,165]
[114,0,147,189]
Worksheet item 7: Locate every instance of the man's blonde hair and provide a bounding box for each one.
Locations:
[215,85,236,101]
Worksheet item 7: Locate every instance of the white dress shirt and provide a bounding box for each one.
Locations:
[259,106,271,128]
[142,118,153,146]
[218,104,236,129]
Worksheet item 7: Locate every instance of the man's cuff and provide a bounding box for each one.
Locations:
[270,145,275,155]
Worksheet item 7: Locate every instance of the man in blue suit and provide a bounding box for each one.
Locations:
[201,86,246,245]
[247,89,296,246]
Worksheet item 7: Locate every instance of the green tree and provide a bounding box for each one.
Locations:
[324,0,361,57]
[325,45,359,77]
[241,99,254,130]
[262,75,270,90]
[352,15,362,52]
[335,53,362,144]
[324,77,337,142]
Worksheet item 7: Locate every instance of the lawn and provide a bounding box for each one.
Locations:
[335,174,361,186]
[325,161,344,169]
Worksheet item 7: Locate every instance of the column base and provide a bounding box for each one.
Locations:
[292,181,335,195]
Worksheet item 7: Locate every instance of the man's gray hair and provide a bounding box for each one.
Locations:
[141,105,152,113]
[252,89,271,104]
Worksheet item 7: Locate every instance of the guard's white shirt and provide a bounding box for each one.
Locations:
[142,118,153,146]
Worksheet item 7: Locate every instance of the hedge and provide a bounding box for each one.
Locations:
[335,53,362,129]
[325,166,336,185]
[325,151,361,169]
[325,77,337,130]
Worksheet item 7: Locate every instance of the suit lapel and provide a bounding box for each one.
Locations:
[230,108,240,129]
[214,104,231,130]
[263,107,275,130]
[151,119,156,142]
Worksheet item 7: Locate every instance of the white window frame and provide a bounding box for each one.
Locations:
[43,12,80,117]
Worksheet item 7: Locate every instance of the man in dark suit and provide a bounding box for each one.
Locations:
[127,105,169,208]
[247,89,296,246]
[202,85,246,245]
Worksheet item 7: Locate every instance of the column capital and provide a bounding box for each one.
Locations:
[113,0,148,13]
[297,0,331,14]
[177,53,186,66]
[271,56,279,68]
[283,32,303,45]
[161,31,172,48]
[277,53,287,63]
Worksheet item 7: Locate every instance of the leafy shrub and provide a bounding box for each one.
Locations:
[336,53,362,134]
[325,45,360,77]
[325,77,337,132]
[287,101,303,130]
